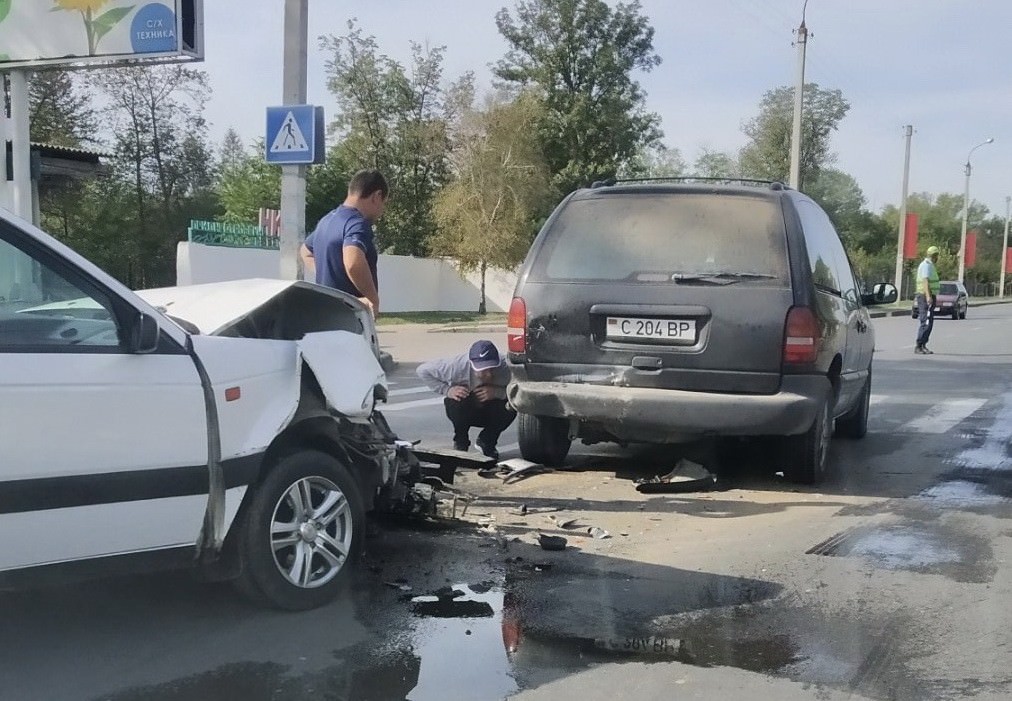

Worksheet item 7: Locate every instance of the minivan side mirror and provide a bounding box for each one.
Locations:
[862,283,898,306]
[129,312,160,354]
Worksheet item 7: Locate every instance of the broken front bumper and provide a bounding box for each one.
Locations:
[507,375,831,441]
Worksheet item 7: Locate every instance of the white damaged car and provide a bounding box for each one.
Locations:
[0,210,429,610]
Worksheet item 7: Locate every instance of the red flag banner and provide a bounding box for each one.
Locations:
[966,230,978,269]
[903,213,919,259]
[1005,247,1012,273]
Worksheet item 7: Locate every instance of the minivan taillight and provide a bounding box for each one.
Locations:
[783,306,820,364]
[508,297,527,354]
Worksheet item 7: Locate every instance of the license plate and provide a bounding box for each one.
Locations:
[606,316,696,342]
[594,637,682,656]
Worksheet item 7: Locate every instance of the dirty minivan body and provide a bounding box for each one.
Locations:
[506,180,898,484]
[0,210,430,611]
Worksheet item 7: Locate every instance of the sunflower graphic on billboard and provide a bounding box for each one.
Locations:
[52,0,135,56]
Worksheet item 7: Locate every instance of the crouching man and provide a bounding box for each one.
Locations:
[417,340,516,459]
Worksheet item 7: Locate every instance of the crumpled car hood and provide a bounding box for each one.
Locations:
[140,279,384,420]
[137,278,372,337]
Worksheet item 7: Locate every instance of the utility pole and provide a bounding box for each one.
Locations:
[894,125,913,296]
[1002,195,1010,299]
[7,70,32,221]
[788,0,809,190]
[0,75,8,212]
[279,0,309,281]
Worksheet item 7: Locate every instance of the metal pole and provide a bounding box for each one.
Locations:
[959,160,970,283]
[894,125,913,296]
[788,16,808,189]
[279,0,308,281]
[959,138,994,283]
[1001,195,1010,299]
[8,70,32,222]
[0,74,9,212]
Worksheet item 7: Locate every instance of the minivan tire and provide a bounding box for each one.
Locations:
[836,367,871,439]
[233,450,364,611]
[518,413,572,467]
[782,400,832,485]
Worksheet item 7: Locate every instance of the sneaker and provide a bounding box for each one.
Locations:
[921,346,934,355]
[476,437,500,461]
[914,346,925,354]
[453,441,470,452]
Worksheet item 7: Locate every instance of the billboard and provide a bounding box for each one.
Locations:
[903,213,919,260]
[0,0,202,69]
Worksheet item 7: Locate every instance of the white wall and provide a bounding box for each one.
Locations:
[177,242,518,313]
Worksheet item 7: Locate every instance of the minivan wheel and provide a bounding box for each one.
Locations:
[836,367,871,439]
[234,450,364,611]
[782,400,832,485]
[518,413,572,467]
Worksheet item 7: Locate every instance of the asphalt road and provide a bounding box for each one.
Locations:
[1,306,1010,701]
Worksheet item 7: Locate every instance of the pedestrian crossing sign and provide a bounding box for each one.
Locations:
[265,105,325,165]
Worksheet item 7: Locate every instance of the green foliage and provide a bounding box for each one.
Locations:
[321,21,463,255]
[494,0,662,194]
[217,138,281,223]
[29,70,97,147]
[431,93,552,312]
[739,83,850,189]
[693,149,740,178]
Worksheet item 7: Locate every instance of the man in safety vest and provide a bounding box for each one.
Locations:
[915,245,941,355]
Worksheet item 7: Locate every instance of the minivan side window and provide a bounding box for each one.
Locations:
[0,235,121,351]
[796,200,857,303]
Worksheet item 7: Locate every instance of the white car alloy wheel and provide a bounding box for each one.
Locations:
[270,476,353,589]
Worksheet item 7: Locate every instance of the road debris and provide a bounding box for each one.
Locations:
[498,458,555,485]
[635,458,717,493]
[588,526,611,539]
[383,580,413,592]
[547,515,582,530]
[509,504,529,517]
[538,533,568,551]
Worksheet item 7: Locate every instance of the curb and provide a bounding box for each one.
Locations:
[428,325,508,334]
[869,297,1012,319]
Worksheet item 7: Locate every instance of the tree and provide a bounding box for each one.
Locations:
[619,145,685,179]
[321,22,465,255]
[90,65,217,287]
[693,148,740,178]
[431,94,551,313]
[217,138,281,223]
[739,83,849,189]
[494,0,662,194]
[28,70,97,147]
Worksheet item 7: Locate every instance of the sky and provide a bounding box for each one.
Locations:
[200,0,1012,220]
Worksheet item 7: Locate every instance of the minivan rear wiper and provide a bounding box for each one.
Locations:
[670,271,777,285]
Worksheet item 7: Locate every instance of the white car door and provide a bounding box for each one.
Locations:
[0,224,210,572]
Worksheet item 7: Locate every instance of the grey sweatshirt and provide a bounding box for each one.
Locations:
[416,353,510,399]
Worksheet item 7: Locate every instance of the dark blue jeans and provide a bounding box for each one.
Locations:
[444,395,517,447]
[916,294,934,347]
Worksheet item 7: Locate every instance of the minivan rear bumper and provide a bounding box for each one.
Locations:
[507,375,831,440]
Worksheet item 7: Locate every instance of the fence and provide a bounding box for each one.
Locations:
[187,220,280,250]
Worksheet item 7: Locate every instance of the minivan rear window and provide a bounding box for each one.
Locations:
[532,193,788,283]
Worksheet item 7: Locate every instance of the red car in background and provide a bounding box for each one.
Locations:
[912,280,969,320]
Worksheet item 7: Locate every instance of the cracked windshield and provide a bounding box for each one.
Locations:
[3,1,1012,700]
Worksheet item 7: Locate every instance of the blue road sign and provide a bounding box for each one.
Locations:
[265,105,325,165]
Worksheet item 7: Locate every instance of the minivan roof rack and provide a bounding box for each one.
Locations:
[590,177,791,191]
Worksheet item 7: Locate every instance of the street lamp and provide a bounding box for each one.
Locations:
[959,137,994,282]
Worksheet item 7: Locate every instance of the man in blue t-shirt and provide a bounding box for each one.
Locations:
[300,169,388,316]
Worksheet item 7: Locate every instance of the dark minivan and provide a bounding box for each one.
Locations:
[506,179,897,484]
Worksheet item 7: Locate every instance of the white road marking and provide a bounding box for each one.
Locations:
[388,386,431,397]
[899,398,987,434]
[381,396,445,412]
[870,394,891,406]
